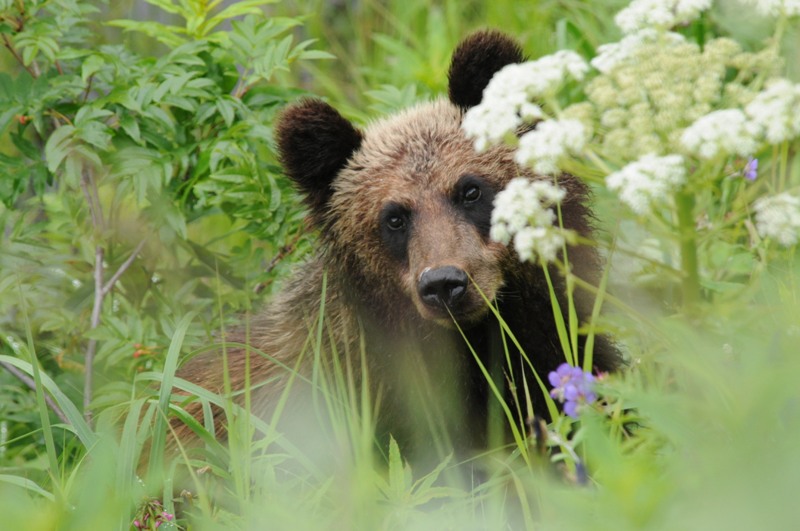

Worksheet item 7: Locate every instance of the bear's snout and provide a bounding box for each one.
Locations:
[417,266,469,311]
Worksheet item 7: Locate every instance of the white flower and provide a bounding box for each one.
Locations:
[591,29,686,73]
[738,0,800,17]
[606,154,687,215]
[753,192,800,246]
[462,51,588,151]
[615,0,713,34]
[744,79,800,144]
[490,178,571,263]
[515,119,587,175]
[680,109,762,159]
[462,91,542,152]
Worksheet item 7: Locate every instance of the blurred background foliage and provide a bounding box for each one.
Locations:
[0,0,799,529]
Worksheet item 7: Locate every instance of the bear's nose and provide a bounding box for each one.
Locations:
[418,266,469,310]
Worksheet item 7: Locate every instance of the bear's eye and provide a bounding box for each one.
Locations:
[380,203,411,263]
[463,185,481,203]
[454,174,495,239]
[386,215,406,231]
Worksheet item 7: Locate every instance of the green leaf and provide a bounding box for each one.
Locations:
[107,20,187,48]
[80,54,106,83]
[119,114,142,144]
[387,436,412,500]
[0,355,98,449]
[44,125,76,173]
[216,97,236,127]
[147,312,197,480]
[0,474,54,501]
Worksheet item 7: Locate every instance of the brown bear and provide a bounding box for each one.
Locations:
[175,30,621,466]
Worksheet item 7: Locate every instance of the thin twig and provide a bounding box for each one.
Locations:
[82,238,147,425]
[0,360,69,424]
[103,239,147,296]
[83,244,104,425]
[1,33,37,78]
[82,74,94,104]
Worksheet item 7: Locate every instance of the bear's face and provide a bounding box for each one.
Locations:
[276,31,527,327]
[327,101,518,325]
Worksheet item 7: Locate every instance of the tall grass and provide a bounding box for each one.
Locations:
[1,0,800,529]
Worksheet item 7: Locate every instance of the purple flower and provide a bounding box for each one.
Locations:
[744,157,758,181]
[548,362,597,418]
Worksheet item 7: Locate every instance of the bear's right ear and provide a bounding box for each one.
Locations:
[275,98,362,218]
[448,30,525,109]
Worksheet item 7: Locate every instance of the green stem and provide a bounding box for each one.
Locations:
[676,191,701,309]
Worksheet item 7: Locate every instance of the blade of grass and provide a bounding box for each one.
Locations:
[0,474,55,501]
[582,235,616,372]
[0,355,98,449]
[16,281,62,502]
[147,311,197,481]
[451,318,530,466]
[542,264,575,367]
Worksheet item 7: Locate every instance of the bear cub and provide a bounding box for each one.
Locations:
[177,30,621,465]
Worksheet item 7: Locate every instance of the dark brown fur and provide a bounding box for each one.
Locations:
[174,31,621,464]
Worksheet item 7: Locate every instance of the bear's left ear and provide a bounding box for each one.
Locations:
[448,30,525,109]
[275,98,363,220]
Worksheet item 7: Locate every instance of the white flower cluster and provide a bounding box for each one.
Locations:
[515,119,587,175]
[739,0,800,17]
[591,29,686,73]
[680,109,761,159]
[754,192,800,246]
[462,51,589,152]
[615,0,713,33]
[490,178,570,263]
[744,79,800,144]
[606,154,687,215]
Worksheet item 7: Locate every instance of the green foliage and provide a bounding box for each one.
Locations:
[2,0,800,530]
[0,0,326,480]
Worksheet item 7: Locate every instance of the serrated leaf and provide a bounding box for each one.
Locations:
[81,54,106,83]
[387,436,411,500]
[44,125,77,172]
[107,20,187,48]
[298,49,336,61]
[119,114,142,143]
[216,97,235,126]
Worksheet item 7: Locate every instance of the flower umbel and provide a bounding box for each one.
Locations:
[462,51,588,152]
[606,154,687,215]
[754,192,800,247]
[490,178,572,263]
[614,0,712,34]
[515,119,587,175]
[744,79,800,145]
[680,109,761,159]
[738,0,800,17]
[548,363,597,418]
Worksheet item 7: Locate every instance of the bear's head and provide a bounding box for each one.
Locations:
[276,31,565,328]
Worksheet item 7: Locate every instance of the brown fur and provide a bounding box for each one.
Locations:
[173,32,621,465]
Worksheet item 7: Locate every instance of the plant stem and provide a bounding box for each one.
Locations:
[79,166,146,425]
[676,191,701,309]
[0,360,68,424]
[83,245,104,425]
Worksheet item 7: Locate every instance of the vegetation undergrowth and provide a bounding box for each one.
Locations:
[1,0,799,529]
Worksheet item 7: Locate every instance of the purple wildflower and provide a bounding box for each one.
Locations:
[744,157,758,181]
[548,362,597,418]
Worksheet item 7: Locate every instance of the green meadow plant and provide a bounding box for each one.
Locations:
[2,0,800,530]
[464,0,800,310]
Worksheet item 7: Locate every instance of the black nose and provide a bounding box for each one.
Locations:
[418,266,469,310]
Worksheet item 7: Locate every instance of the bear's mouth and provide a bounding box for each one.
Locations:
[415,291,494,327]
